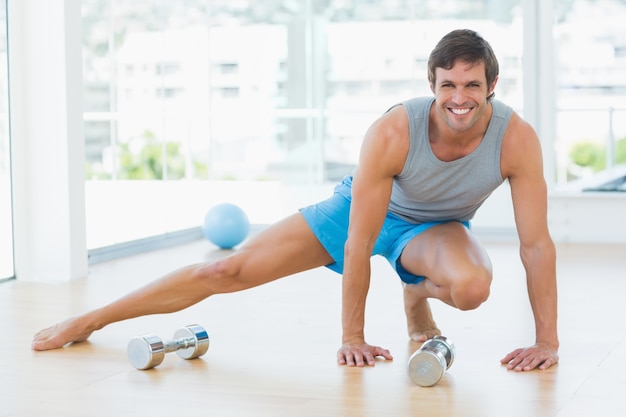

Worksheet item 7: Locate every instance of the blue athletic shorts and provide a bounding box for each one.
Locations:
[299,177,469,284]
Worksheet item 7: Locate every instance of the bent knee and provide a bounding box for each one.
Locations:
[450,268,492,311]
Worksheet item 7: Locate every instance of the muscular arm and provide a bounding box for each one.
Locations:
[337,106,408,366]
[500,115,559,371]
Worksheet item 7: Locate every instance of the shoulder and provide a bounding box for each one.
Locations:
[500,110,544,179]
[503,110,537,140]
[363,103,410,145]
[359,104,410,176]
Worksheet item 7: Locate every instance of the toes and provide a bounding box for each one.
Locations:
[32,337,54,351]
[410,333,427,342]
[409,328,441,342]
[32,334,62,351]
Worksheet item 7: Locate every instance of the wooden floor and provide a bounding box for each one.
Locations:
[1,238,625,417]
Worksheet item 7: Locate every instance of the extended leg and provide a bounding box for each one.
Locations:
[32,213,334,351]
[399,222,493,340]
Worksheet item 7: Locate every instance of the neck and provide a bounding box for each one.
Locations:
[429,101,493,161]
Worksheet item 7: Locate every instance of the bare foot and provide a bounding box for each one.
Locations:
[403,286,441,342]
[32,317,95,351]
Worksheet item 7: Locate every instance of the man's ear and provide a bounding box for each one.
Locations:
[489,75,499,95]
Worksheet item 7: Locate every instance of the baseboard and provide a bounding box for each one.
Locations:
[88,227,205,265]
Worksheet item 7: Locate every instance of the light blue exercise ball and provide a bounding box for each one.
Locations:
[202,203,250,249]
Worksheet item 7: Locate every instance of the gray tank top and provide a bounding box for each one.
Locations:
[387,97,513,223]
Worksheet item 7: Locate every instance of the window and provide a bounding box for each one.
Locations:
[217,62,238,74]
[0,0,12,280]
[155,62,180,75]
[82,0,523,250]
[554,0,626,187]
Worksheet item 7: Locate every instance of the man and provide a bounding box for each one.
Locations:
[33,29,559,372]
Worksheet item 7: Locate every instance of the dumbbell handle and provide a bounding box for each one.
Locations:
[430,341,449,362]
[425,335,455,369]
[162,335,197,353]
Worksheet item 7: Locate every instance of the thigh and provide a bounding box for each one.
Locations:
[398,221,492,287]
[224,212,336,289]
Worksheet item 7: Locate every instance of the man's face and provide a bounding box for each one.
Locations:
[430,60,497,133]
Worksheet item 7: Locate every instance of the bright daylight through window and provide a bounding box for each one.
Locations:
[81,0,524,250]
[554,0,626,191]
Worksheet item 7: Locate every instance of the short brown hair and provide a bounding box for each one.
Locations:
[427,29,499,99]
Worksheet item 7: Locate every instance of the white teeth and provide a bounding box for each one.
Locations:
[451,108,470,115]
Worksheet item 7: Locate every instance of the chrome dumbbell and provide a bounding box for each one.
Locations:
[407,335,455,387]
[127,324,210,370]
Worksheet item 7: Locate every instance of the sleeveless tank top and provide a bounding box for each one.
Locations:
[386,97,513,224]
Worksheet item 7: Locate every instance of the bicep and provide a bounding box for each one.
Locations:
[510,171,549,246]
[505,124,550,247]
[347,110,408,247]
[349,168,394,247]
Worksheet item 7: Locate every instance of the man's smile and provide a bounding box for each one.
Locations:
[448,107,472,115]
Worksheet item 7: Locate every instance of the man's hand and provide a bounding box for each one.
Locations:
[500,342,559,371]
[337,341,393,367]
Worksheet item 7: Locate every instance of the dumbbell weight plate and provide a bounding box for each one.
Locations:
[407,348,447,387]
[174,324,210,360]
[127,334,166,370]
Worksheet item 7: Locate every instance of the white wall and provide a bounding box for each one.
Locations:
[473,184,626,244]
[549,194,626,243]
[9,0,87,282]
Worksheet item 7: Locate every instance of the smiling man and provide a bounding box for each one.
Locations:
[33,29,559,374]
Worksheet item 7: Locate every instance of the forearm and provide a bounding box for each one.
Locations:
[521,240,559,348]
[341,248,372,344]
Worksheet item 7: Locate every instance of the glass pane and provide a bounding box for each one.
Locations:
[554,0,626,185]
[83,0,522,249]
[0,0,13,280]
